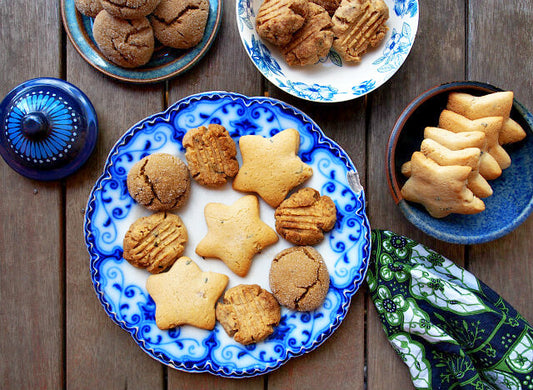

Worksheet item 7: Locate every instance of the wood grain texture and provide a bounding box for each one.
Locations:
[64,30,166,388]
[466,0,533,322]
[366,0,466,388]
[0,1,63,388]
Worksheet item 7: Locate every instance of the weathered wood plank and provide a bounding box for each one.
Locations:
[0,1,63,388]
[467,0,533,322]
[64,33,166,389]
[366,0,466,388]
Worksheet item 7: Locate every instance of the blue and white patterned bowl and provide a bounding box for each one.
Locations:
[236,0,418,102]
[387,81,533,244]
[61,0,222,83]
[84,92,371,377]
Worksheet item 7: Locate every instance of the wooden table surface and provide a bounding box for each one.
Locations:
[1,0,532,388]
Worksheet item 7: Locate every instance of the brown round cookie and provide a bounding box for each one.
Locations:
[150,0,209,49]
[123,212,188,273]
[216,284,281,345]
[127,153,191,211]
[93,10,154,68]
[275,187,336,245]
[100,0,161,18]
[75,0,103,17]
[269,246,329,311]
[182,124,239,187]
[255,0,309,47]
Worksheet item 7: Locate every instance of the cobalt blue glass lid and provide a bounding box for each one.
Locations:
[0,77,98,180]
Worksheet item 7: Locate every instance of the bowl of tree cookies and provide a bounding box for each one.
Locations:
[387,81,533,244]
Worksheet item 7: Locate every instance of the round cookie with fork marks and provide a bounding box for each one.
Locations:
[123,212,188,274]
[216,284,281,345]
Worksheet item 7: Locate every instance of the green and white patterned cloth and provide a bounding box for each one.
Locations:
[367,230,533,390]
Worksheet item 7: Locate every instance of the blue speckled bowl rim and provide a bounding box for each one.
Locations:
[0,77,98,181]
[60,0,222,83]
[84,91,371,377]
[387,80,533,244]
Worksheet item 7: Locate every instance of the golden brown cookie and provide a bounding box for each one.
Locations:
[232,128,313,207]
[126,153,191,211]
[310,0,341,15]
[75,0,103,17]
[150,0,209,49]
[216,284,281,345]
[332,0,389,63]
[255,0,309,46]
[93,10,154,68]
[438,110,511,170]
[100,0,161,18]
[123,212,188,273]
[400,152,485,218]
[269,246,330,311]
[280,2,334,66]
[182,124,239,187]
[446,91,526,145]
[146,257,229,330]
[275,187,337,245]
[195,195,278,277]
[402,139,493,199]
[424,126,502,180]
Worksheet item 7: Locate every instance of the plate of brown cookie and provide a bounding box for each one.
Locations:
[61,0,222,83]
[237,0,418,102]
[84,91,371,377]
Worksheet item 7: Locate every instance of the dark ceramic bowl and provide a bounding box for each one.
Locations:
[387,81,533,244]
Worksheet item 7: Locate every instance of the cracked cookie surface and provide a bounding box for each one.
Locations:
[93,10,154,68]
[269,246,330,311]
[127,152,191,211]
[216,284,281,345]
[123,212,188,273]
[100,0,161,18]
[75,0,103,17]
[150,0,209,49]
[182,124,239,187]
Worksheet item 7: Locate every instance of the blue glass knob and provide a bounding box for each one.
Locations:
[0,77,98,180]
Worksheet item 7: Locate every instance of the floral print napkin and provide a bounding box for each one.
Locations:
[367,230,533,389]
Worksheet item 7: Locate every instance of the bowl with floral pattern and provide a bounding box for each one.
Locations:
[236,0,419,102]
[84,91,371,377]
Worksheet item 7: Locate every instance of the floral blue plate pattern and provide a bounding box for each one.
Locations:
[84,92,371,377]
[237,0,418,102]
[60,0,222,83]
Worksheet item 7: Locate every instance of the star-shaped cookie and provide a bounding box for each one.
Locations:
[146,257,229,330]
[196,195,279,277]
[233,128,313,207]
[400,152,485,218]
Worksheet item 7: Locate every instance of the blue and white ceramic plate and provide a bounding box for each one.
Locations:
[237,0,418,102]
[84,92,371,377]
[61,0,222,83]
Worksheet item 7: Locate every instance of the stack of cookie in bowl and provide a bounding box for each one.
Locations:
[121,125,338,345]
[400,91,526,218]
[75,0,210,68]
[255,0,389,66]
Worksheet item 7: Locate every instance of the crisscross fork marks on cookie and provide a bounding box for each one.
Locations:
[332,0,388,62]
